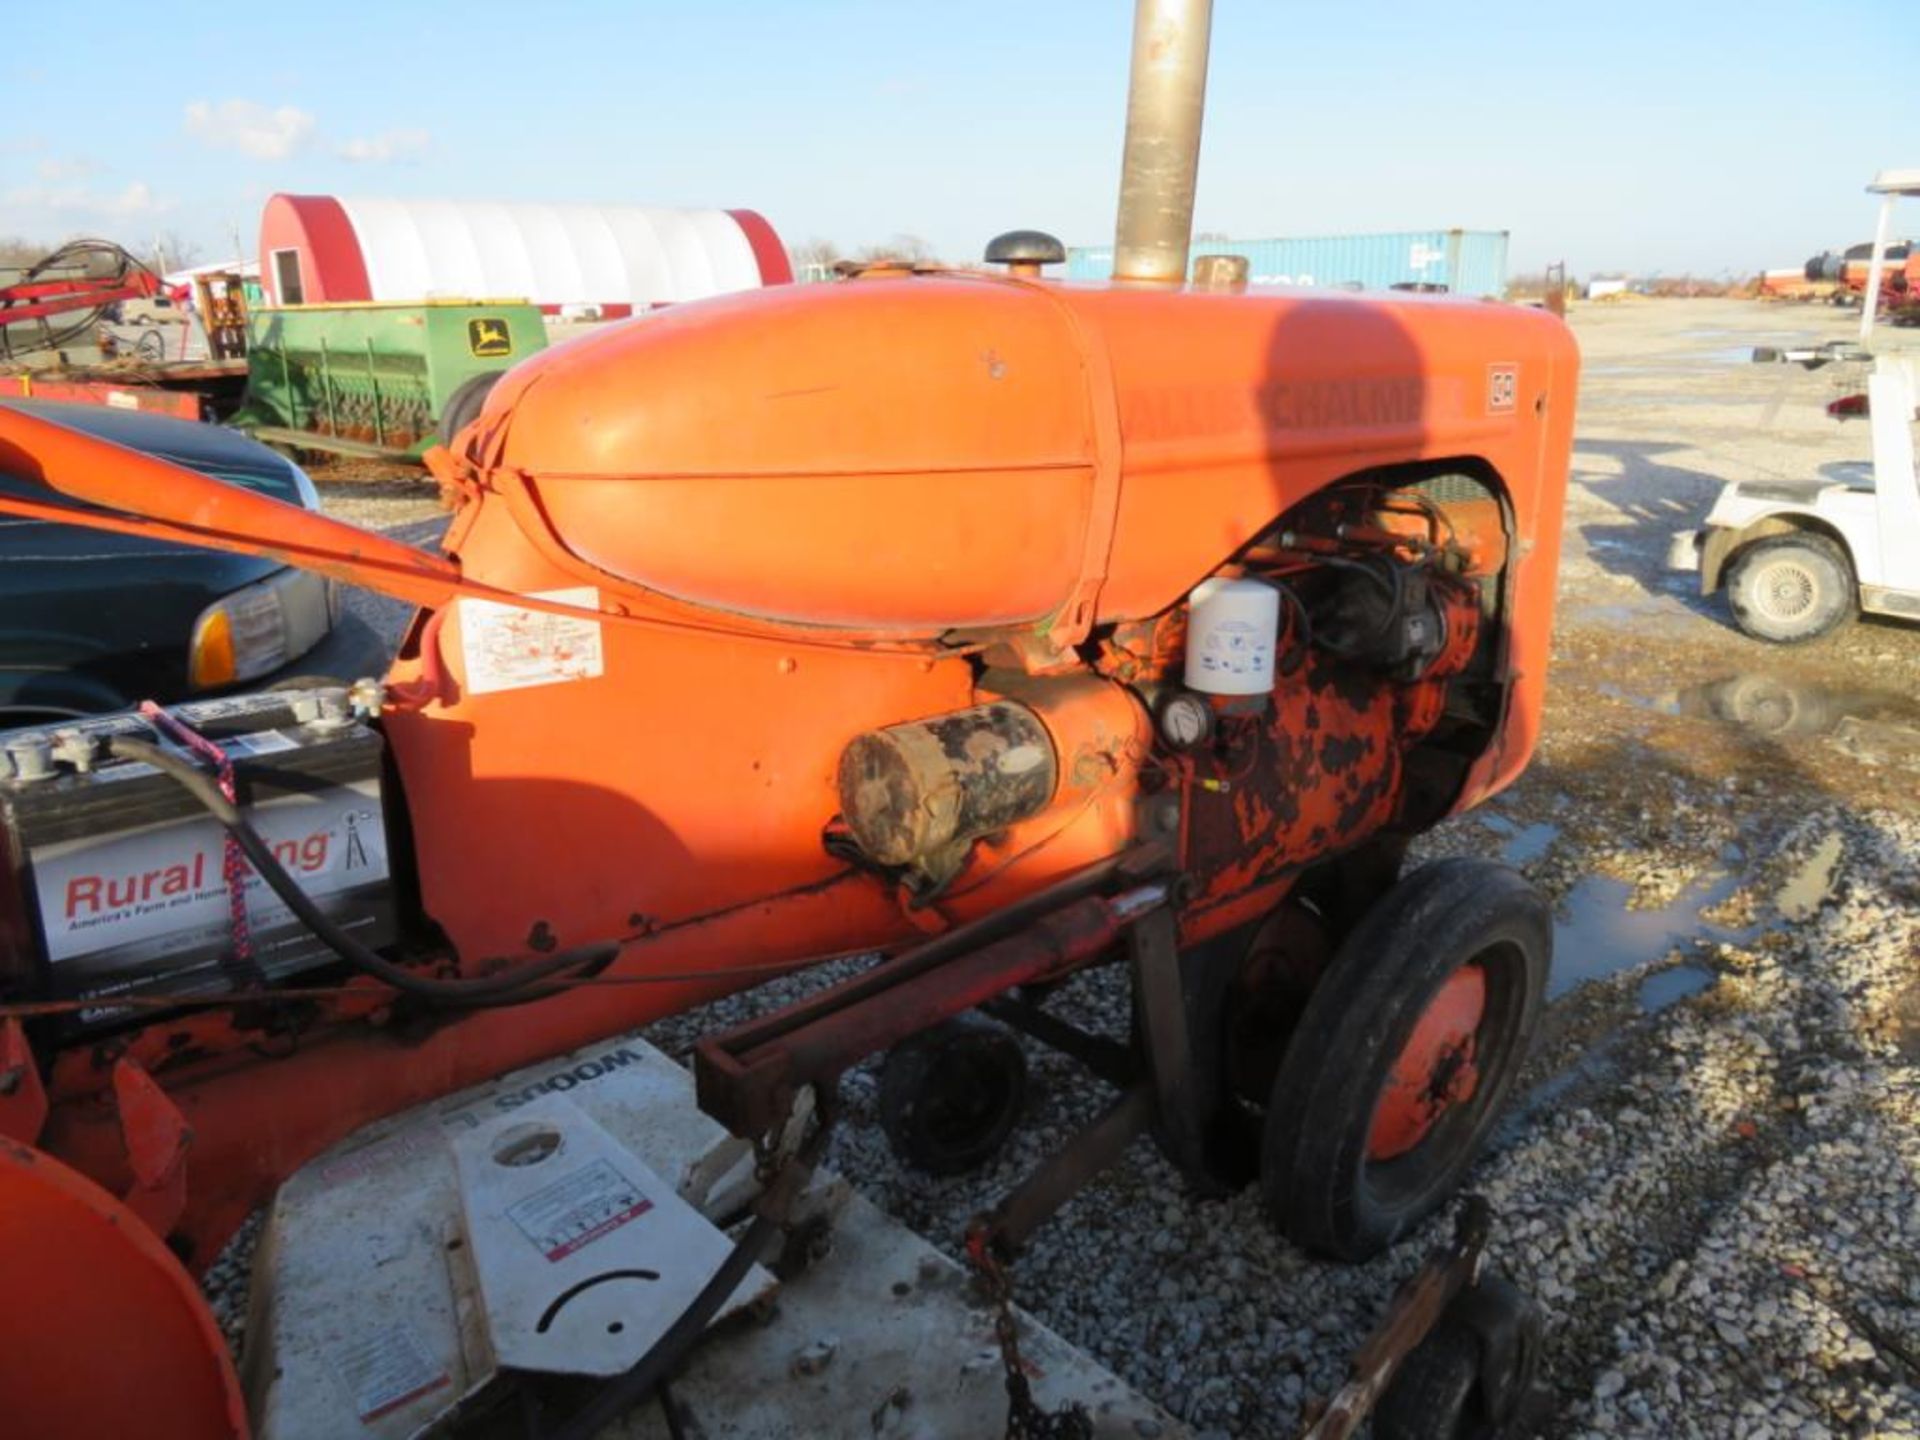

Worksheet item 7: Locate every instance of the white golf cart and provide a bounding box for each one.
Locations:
[1671,167,1920,643]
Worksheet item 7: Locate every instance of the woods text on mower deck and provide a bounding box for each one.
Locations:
[0,5,1577,1436]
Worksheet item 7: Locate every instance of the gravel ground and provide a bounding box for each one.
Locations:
[207,299,1920,1438]
[301,459,448,649]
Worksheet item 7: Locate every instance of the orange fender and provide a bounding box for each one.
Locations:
[0,1139,246,1440]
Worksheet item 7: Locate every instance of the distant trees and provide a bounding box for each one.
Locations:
[789,237,843,279]
[142,231,206,275]
[0,231,208,277]
[790,233,944,280]
[856,233,935,265]
[0,236,49,269]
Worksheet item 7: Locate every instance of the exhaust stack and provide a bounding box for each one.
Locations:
[1111,0,1215,285]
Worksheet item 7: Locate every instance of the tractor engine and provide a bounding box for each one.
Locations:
[830,494,1495,911]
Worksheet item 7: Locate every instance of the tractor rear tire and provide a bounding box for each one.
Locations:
[438,371,503,449]
[1260,859,1550,1262]
[1726,533,1854,645]
[878,1015,1027,1176]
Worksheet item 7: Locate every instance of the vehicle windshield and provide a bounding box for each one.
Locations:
[0,401,306,514]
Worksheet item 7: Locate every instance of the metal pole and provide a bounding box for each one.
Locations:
[1111,0,1214,285]
[1860,193,1895,346]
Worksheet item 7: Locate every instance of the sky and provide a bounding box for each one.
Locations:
[4,0,1917,280]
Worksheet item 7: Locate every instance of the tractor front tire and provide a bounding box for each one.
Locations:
[1260,859,1550,1262]
[1726,533,1854,645]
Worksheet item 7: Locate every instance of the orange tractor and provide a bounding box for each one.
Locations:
[0,5,1577,1437]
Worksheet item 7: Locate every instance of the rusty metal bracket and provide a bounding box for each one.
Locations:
[0,1016,47,1145]
[981,1085,1156,1257]
[1129,903,1210,1182]
[112,1058,193,1242]
[692,848,1170,1140]
[1298,1196,1492,1439]
[696,881,1170,1140]
[979,994,1139,1089]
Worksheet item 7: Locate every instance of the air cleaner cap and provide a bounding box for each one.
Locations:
[984,230,1066,276]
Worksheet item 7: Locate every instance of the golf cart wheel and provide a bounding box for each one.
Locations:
[1726,532,1853,644]
[878,1015,1027,1176]
[1374,1273,1542,1440]
[1260,859,1550,1262]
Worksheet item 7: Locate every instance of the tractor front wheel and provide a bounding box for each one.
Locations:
[1260,859,1550,1261]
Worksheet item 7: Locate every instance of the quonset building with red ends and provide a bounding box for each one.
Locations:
[257,195,792,316]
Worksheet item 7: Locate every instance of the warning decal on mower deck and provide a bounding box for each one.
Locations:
[457,585,605,695]
[507,1157,654,1262]
[332,1321,449,1424]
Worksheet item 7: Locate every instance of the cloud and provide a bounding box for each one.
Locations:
[183,99,315,160]
[0,179,165,228]
[36,156,100,183]
[337,128,430,164]
[4,180,160,217]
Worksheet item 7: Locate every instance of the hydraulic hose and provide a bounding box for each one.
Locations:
[106,735,615,1005]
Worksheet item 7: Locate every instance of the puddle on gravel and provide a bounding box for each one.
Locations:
[1638,964,1716,1012]
[1549,863,1751,1001]
[1777,832,1845,921]
[1480,813,1562,866]
[1623,674,1920,762]
[1546,824,1848,1014]
[1503,822,1560,866]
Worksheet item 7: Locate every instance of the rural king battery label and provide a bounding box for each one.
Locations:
[506,1158,654,1262]
[30,777,388,973]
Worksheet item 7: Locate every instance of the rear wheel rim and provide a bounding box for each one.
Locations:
[1754,559,1818,621]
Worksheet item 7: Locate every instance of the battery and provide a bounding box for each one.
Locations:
[0,688,396,1034]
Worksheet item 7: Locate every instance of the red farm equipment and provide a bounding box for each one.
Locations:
[0,5,1577,1437]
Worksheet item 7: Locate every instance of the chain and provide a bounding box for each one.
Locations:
[965,1225,1093,1440]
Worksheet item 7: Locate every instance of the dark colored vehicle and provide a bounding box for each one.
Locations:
[0,399,388,723]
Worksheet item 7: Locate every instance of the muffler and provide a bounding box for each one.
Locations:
[1111,0,1215,285]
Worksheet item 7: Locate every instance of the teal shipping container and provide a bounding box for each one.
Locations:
[1065,229,1510,298]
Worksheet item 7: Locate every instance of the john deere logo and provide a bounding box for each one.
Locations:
[468,318,512,359]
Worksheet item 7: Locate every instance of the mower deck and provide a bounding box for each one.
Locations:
[242,1033,1180,1439]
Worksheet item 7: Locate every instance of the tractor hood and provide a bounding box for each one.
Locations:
[472,271,1580,636]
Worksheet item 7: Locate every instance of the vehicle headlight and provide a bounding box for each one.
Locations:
[188,570,335,690]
